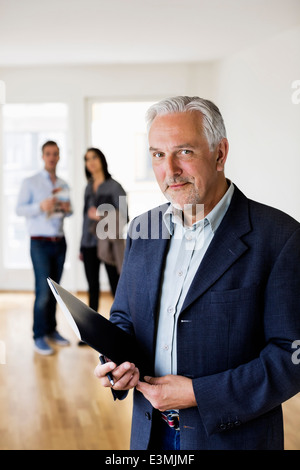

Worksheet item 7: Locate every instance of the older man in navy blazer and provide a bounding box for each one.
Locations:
[95,96,300,450]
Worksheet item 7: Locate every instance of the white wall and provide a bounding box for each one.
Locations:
[211,25,300,222]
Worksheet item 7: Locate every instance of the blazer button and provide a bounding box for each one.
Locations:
[219,423,227,431]
[234,420,241,427]
[145,412,151,420]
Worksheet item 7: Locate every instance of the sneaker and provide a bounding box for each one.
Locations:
[34,337,54,356]
[47,331,70,346]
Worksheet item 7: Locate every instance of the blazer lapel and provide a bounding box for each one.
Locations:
[144,204,170,317]
[181,186,252,312]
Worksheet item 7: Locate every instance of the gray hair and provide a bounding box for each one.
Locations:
[146,96,227,151]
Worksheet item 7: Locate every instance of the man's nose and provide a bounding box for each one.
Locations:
[164,155,183,178]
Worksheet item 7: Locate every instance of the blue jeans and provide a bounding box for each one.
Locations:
[30,238,66,339]
[148,410,180,450]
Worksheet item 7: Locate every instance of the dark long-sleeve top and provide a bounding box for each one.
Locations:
[80,177,127,250]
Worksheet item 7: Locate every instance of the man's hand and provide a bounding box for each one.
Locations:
[57,200,71,213]
[40,197,57,212]
[136,375,197,412]
[94,360,140,391]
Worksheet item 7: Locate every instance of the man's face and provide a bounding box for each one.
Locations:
[149,111,228,214]
[42,144,60,172]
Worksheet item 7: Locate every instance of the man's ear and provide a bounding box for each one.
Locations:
[216,138,229,171]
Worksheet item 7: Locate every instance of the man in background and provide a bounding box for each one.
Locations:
[16,140,72,355]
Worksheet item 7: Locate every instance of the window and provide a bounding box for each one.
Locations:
[2,103,69,268]
[89,100,165,220]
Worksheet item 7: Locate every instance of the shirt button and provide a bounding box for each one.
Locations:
[178,270,183,277]
[167,306,174,314]
[163,344,169,351]
[185,232,193,240]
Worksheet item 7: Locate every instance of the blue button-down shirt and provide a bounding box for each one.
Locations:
[16,170,72,237]
[154,182,234,377]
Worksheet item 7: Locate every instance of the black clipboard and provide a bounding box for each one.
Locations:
[47,278,145,372]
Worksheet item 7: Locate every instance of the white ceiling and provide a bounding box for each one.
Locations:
[0,0,299,67]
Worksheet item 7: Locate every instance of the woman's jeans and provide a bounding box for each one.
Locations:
[30,238,66,339]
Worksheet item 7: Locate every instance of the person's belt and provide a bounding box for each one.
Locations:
[31,236,64,242]
[161,410,180,431]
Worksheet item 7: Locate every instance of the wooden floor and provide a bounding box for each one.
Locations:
[0,291,299,450]
[0,291,132,450]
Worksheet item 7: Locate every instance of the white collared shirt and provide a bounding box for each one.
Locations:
[154,182,234,377]
[16,170,72,237]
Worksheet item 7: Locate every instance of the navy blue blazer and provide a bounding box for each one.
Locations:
[110,185,300,450]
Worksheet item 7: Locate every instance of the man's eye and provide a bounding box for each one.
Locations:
[180,149,191,156]
[153,152,164,158]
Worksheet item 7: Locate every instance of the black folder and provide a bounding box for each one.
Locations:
[47,278,145,371]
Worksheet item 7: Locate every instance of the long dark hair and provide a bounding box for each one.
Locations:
[84,147,112,180]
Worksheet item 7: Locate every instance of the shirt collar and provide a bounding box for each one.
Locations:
[41,169,51,179]
[163,180,234,235]
[41,169,60,186]
[205,180,234,233]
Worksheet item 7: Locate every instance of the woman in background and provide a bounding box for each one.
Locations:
[79,148,127,315]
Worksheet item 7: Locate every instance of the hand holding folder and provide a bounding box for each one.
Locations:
[47,278,147,378]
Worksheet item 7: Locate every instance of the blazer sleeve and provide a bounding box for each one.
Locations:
[109,229,134,335]
[193,227,300,436]
[108,224,135,401]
